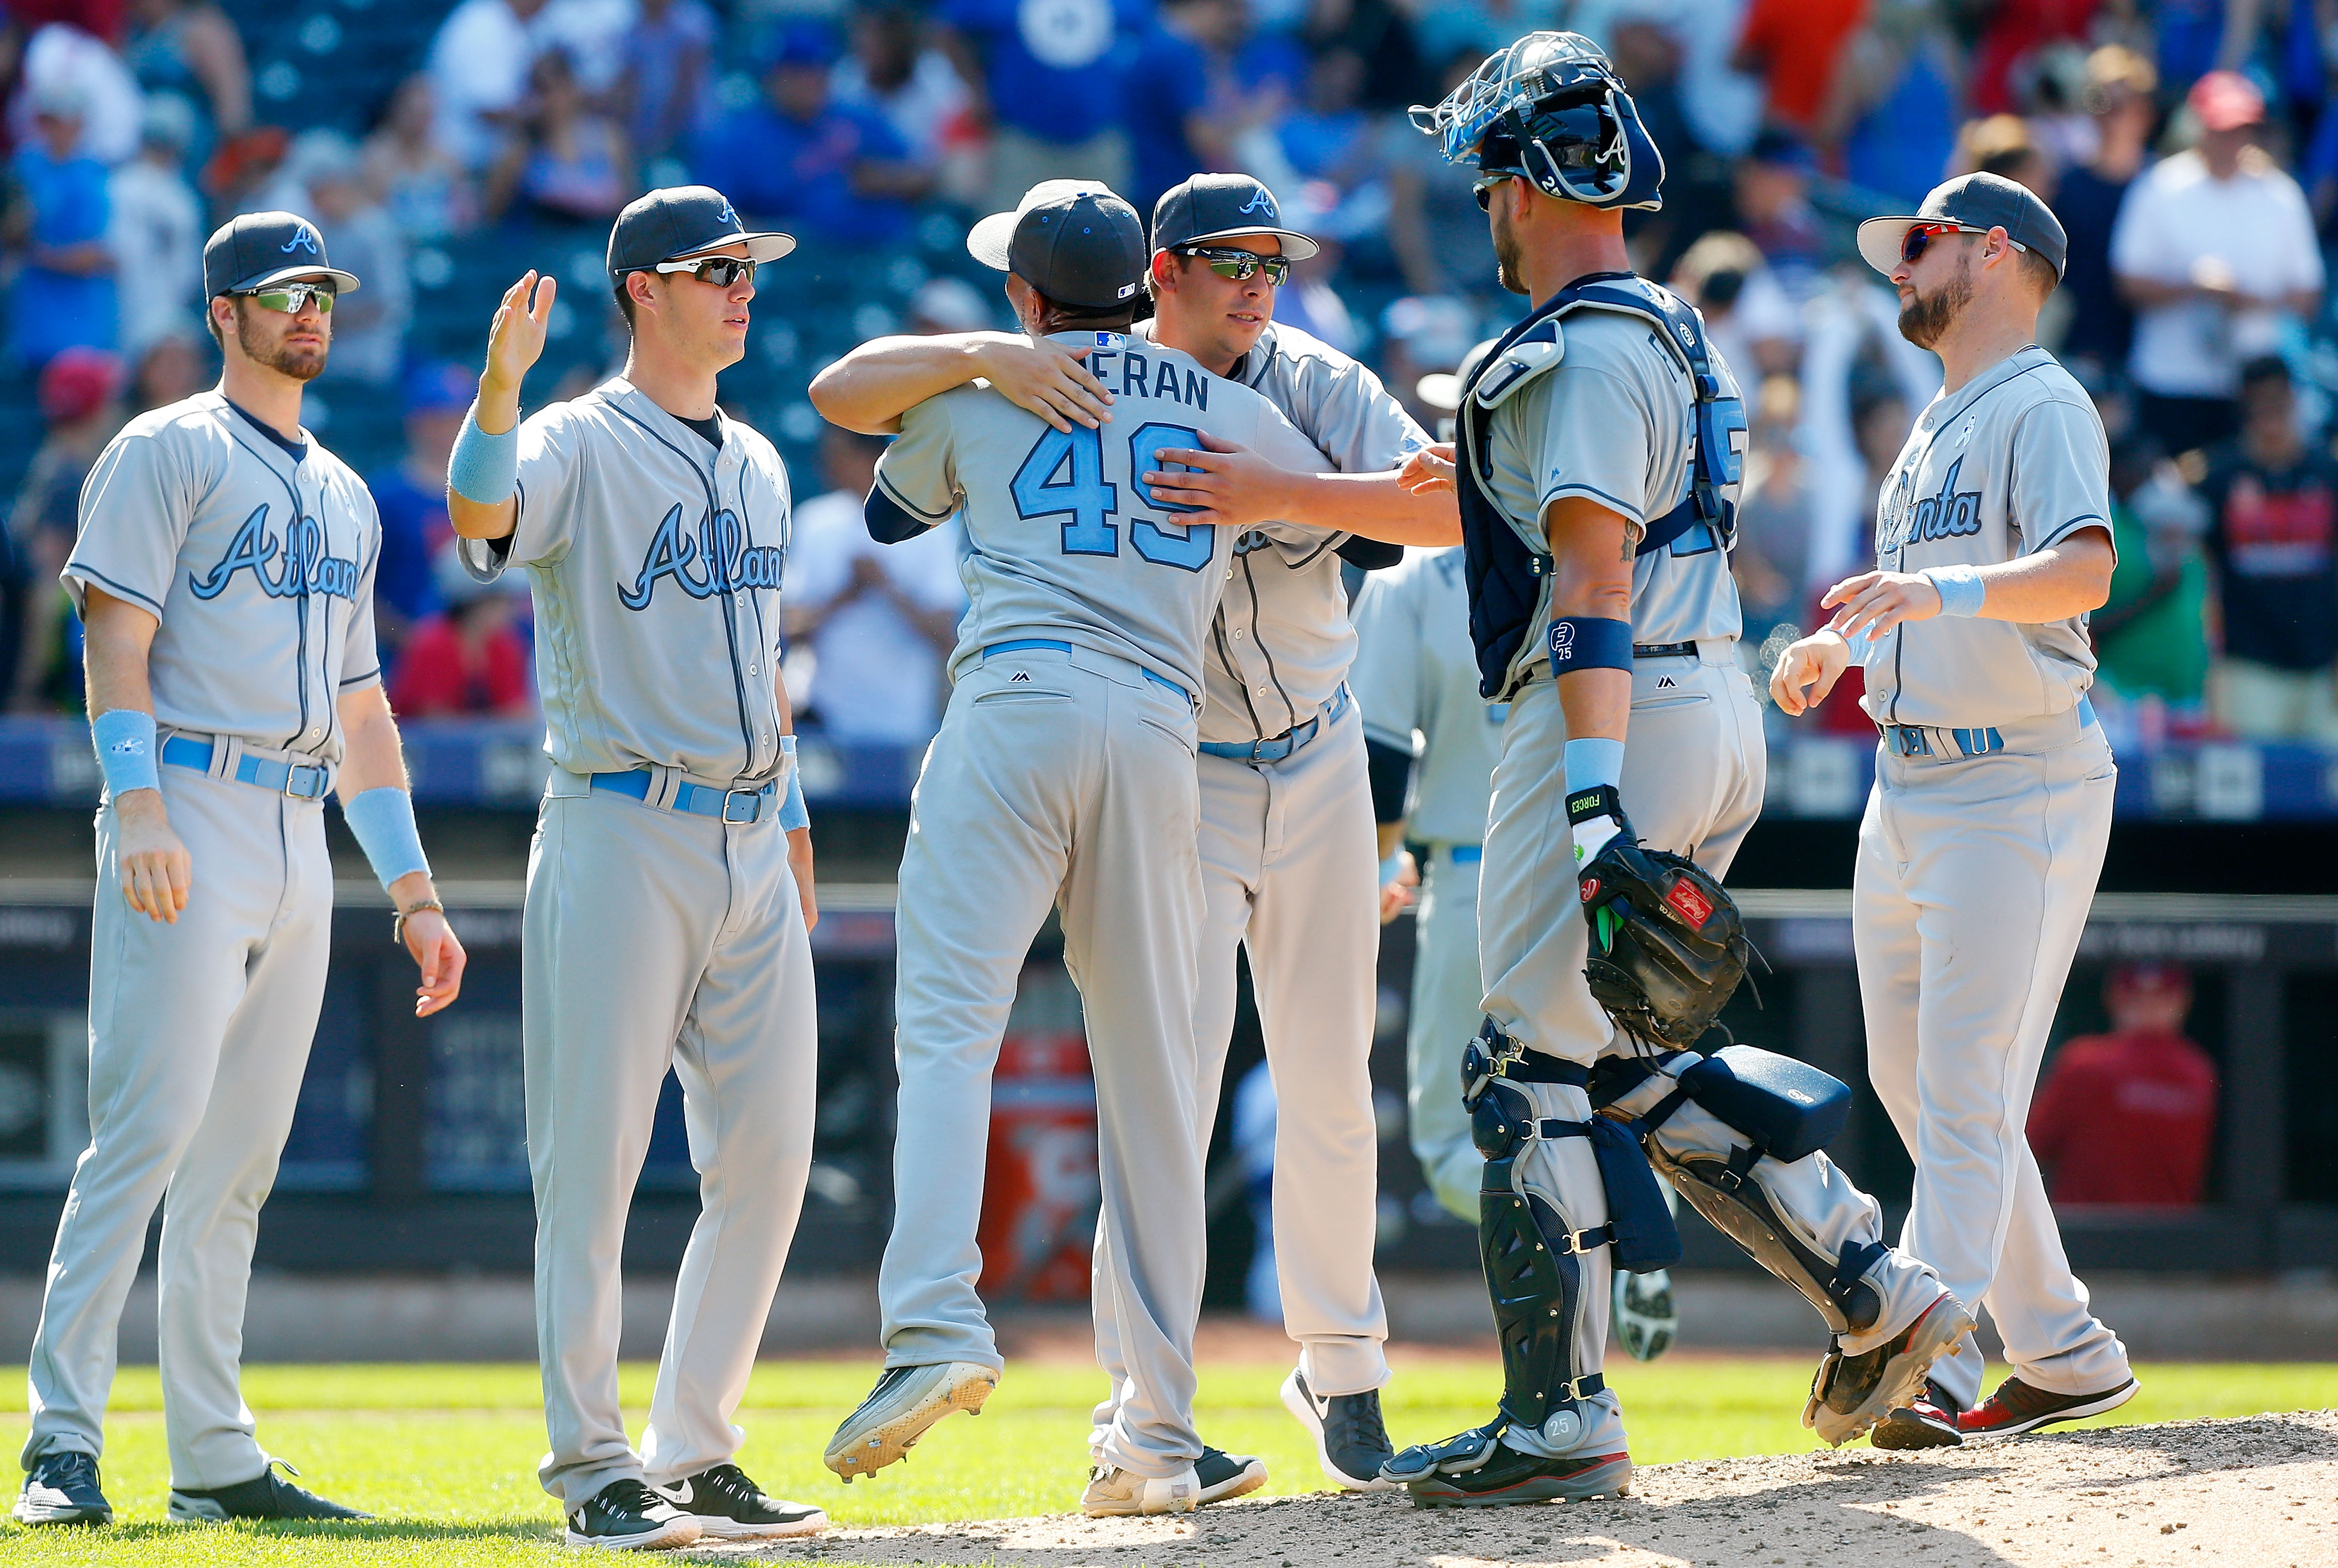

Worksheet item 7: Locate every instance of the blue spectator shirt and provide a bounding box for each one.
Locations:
[8,145,116,365]
[370,462,451,636]
[2198,439,2338,672]
[1125,21,1211,212]
[693,101,913,244]
[941,0,1148,145]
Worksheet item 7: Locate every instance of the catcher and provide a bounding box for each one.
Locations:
[1375,34,1973,1508]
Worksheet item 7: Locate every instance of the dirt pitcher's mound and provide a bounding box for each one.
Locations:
[718,1411,2338,1567]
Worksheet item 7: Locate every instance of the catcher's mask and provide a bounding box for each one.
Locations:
[1411,32,1666,212]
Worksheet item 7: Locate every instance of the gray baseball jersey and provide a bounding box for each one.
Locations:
[1859,346,2111,728]
[462,375,818,1507]
[1349,546,1503,847]
[871,331,1327,696]
[65,391,382,758]
[464,377,792,785]
[1848,344,2129,1412]
[1143,320,1431,743]
[1475,308,1745,694]
[32,392,377,1493]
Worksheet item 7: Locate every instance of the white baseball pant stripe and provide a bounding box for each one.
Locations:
[879,645,1209,1480]
[1092,708,1389,1446]
[526,779,818,1505]
[25,768,329,1490]
[1855,728,2132,1409]
[1406,844,1484,1222]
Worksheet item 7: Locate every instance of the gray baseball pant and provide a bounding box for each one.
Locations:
[25,763,329,1491]
[1090,705,1389,1450]
[527,773,818,1505]
[878,643,1209,1480]
[1855,723,2132,1409]
[1406,843,1484,1222]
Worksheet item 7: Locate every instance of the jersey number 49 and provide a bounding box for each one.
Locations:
[1010,423,1217,573]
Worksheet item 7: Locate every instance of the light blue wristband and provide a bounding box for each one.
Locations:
[1379,851,1405,888]
[1563,737,1626,797]
[1924,564,1986,618]
[777,736,809,831]
[91,709,160,799]
[344,787,432,889]
[448,403,519,505]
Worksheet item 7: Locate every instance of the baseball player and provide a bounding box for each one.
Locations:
[444,187,826,1549]
[1368,35,1971,1507]
[1772,172,2136,1447]
[17,213,463,1529]
[810,180,1401,1516]
[810,174,1457,1497]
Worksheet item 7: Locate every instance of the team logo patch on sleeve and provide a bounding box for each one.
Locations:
[1664,877,1713,926]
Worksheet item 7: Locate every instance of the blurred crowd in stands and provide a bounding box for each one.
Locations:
[2,0,2337,756]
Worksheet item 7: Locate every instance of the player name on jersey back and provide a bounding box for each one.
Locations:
[871,331,1331,696]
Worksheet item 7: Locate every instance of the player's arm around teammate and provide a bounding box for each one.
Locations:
[444,189,827,1549]
[1771,174,2134,1445]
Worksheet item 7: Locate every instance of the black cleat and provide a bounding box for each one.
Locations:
[1194,1446,1268,1505]
[563,1478,700,1550]
[653,1463,825,1540]
[1281,1369,1396,1491]
[1871,1378,1964,1450]
[14,1451,111,1526]
[168,1458,371,1522]
[1383,1423,1633,1509]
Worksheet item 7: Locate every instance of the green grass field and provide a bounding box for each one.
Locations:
[1,1358,2330,1563]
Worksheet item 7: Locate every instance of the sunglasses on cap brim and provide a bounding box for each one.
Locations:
[239,281,335,314]
[1899,222,2031,266]
[1175,246,1290,286]
[652,255,758,287]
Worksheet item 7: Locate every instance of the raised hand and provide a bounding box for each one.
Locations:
[481,271,557,426]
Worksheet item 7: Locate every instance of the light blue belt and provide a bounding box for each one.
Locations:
[983,639,1193,706]
[1448,844,1483,863]
[589,768,778,823]
[159,735,332,799]
[1201,683,1352,763]
[1882,695,2096,760]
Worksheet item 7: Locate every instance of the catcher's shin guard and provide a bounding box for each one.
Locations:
[1468,1069,1605,1442]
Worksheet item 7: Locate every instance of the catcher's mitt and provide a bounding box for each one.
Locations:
[1571,789,1751,1049]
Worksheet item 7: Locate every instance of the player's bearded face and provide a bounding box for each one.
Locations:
[1489,196,1528,298]
[1897,247,1974,351]
[235,298,329,381]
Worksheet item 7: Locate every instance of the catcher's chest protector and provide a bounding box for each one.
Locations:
[1454,273,1747,702]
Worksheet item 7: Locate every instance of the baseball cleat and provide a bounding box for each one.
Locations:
[1869,1378,1964,1450]
[1194,1446,1268,1505]
[824,1361,997,1481]
[1957,1374,2138,1439]
[14,1450,111,1526]
[1383,1423,1633,1508]
[652,1463,826,1539]
[1280,1368,1396,1491]
[1612,1269,1678,1362]
[561,1478,701,1549]
[167,1459,370,1522]
[1080,1463,1199,1516]
[1803,1291,1975,1448]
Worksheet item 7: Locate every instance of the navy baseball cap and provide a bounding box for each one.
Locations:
[1857,172,2068,280]
[607,185,795,277]
[203,211,360,297]
[1152,174,1319,259]
[967,181,1147,311]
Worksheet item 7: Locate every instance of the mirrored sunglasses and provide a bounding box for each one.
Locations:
[242,282,335,315]
[654,256,758,288]
[1472,173,1517,212]
[1177,246,1290,286]
[1899,222,2029,266]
